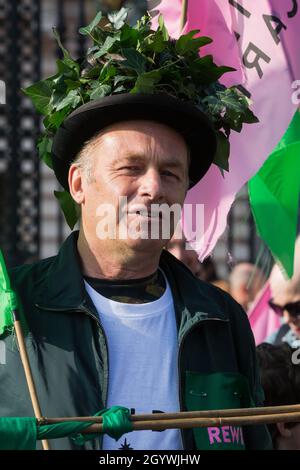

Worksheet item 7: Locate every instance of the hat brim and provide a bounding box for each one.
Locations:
[51,93,217,190]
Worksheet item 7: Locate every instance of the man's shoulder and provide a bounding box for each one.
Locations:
[162,249,247,322]
[8,255,56,291]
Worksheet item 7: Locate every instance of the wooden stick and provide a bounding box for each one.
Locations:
[13,312,50,450]
[180,0,188,32]
[39,403,300,425]
[79,411,300,434]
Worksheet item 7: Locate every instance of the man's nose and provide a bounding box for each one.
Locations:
[138,168,165,201]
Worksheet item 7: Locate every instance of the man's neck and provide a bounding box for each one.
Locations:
[77,230,162,280]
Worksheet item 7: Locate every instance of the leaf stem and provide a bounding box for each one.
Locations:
[78,90,85,105]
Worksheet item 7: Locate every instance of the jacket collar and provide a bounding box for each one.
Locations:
[35,230,88,311]
[35,231,227,329]
[159,249,228,339]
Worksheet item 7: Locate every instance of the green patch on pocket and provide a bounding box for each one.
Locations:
[185,371,253,450]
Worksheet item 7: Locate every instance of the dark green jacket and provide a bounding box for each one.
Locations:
[0,231,272,450]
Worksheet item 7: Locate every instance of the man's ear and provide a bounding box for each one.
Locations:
[276,422,293,438]
[68,163,85,205]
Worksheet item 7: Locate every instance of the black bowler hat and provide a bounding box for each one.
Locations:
[52,93,217,190]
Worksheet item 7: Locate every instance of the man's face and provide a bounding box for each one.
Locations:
[71,120,189,256]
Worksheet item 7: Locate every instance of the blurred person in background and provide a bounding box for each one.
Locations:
[229,262,266,312]
[166,236,218,282]
[267,237,300,348]
[257,342,300,450]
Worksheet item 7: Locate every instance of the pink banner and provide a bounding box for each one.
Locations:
[248,282,281,345]
[153,1,300,259]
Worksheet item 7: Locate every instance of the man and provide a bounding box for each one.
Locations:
[229,263,266,313]
[0,92,272,450]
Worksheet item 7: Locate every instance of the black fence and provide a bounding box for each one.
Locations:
[0,0,41,267]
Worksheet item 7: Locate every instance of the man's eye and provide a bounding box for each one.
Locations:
[120,166,141,172]
[162,170,179,179]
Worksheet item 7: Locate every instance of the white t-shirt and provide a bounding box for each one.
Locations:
[84,272,183,450]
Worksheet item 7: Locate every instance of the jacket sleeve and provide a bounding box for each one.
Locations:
[226,295,273,450]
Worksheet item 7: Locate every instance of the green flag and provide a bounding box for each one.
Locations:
[0,250,18,336]
[249,110,300,278]
[0,406,133,450]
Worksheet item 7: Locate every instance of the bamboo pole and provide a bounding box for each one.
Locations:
[77,411,300,434]
[180,0,188,32]
[13,311,50,450]
[39,403,300,425]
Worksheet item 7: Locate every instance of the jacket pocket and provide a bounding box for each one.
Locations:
[185,371,253,450]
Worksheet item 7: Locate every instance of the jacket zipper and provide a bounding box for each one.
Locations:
[78,303,110,415]
[177,317,229,450]
[35,302,110,450]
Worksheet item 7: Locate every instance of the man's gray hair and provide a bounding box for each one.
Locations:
[73,131,104,183]
[73,124,191,189]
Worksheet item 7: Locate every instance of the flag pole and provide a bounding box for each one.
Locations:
[180,0,188,32]
[79,411,300,433]
[39,403,300,425]
[0,250,50,450]
[12,310,51,450]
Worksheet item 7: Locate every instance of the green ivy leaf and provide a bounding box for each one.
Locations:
[50,75,68,109]
[88,84,111,100]
[202,94,224,116]
[113,85,126,93]
[79,11,103,36]
[107,7,128,30]
[56,58,80,79]
[93,34,121,58]
[120,23,140,48]
[54,190,79,230]
[218,88,246,113]
[43,106,72,130]
[99,63,117,82]
[225,113,243,132]
[192,55,235,85]
[64,79,82,90]
[113,75,133,86]
[158,14,169,41]
[87,45,99,55]
[22,79,54,115]
[242,107,259,124]
[37,135,53,169]
[143,31,166,53]
[176,30,212,55]
[213,131,230,171]
[121,48,147,74]
[52,28,75,65]
[131,70,161,94]
[55,89,81,111]
[81,65,101,79]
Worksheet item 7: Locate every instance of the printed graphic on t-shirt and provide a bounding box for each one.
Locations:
[117,409,166,450]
